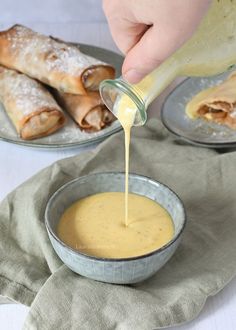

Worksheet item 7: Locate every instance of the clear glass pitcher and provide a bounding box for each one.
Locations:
[100,0,236,126]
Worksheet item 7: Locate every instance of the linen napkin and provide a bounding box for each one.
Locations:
[0,118,236,330]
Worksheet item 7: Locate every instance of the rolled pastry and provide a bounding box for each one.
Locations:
[186,74,236,129]
[0,25,115,94]
[54,91,116,132]
[0,66,66,140]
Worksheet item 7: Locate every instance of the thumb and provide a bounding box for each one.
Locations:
[122,25,184,84]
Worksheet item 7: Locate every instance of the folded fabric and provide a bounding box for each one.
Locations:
[186,72,236,129]
[0,119,236,330]
[0,25,115,94]
[0,65,65,140]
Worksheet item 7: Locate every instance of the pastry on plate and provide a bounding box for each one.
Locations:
[0,65,66,140]
[186,73,236,129]
[0,25,115,95]
[54,91,116,132]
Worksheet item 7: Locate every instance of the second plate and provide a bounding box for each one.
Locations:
[161,70,236,148]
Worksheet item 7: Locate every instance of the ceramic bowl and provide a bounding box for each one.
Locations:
[45,172,186,284]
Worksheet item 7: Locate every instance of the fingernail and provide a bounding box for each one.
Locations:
[123,69,144,84]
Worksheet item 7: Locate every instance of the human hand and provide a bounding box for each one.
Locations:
[103,0,212,84]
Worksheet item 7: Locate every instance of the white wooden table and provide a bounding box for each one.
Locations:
[1,1,236,329]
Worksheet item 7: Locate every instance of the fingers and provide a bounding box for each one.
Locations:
[107,18,148,55]
[122,25,185,84]
[103,0,148,55]
[103,0,213,84]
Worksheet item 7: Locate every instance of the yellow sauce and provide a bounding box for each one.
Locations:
[116,94,136,226]
[57,91,174,259]
[61,0,231,256]
[113,0,236,229]
[57,192,174,258]
[57,75,175,259]
[57,0,236,260]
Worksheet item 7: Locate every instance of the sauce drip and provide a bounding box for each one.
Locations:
[57,94,174,258]
[116,94,136,226]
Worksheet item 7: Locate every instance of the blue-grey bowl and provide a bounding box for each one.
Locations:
[45,172,186,284]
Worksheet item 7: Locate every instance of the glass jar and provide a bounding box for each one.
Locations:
[100,57,178,126]
[99,77,147,126]
[100,0,236,126]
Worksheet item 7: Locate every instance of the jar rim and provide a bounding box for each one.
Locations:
[99,78,147,126]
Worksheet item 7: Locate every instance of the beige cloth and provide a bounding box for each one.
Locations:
[0,118,236,329]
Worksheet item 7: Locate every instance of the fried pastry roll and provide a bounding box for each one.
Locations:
[0,66,66,140]
[0,25,115,94]
[54,91,116,132]
[186,74,236,129]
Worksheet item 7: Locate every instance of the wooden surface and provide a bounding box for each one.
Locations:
[0,1,236,329]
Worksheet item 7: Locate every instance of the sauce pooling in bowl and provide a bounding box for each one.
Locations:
[57,192,174,259]
[58,80,175,259]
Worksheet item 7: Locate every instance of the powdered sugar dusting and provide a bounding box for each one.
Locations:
[0,41,123,148]
[0,100,121,146]
[229,107,236,118]
[7,25,107,76]
[0,67,62,119]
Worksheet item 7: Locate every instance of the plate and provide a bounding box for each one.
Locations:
[161,70,236,148]
[0,44,123,149]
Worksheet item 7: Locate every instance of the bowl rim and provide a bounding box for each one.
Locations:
[45,172,187,262]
